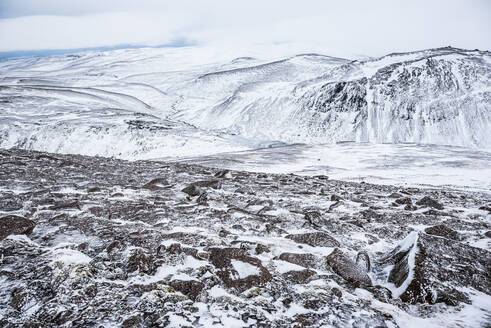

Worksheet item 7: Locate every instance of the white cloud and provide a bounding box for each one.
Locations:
[0,0,489,56]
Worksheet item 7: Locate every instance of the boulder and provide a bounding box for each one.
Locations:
[286,232,340,247]
[214,170,233,179]
[326,248,372,287]
[395,197,412,206]
[424,224,459,240]
[416,196,443,210]
[278,253,318,268]
[142,178,170,190]
[282,269,316,284]
[181,185,202,197]
[304,211,323,227]
[182,179,222,196]
[170,279,204,301]
[0,215,36,240]
[126,249,155,274]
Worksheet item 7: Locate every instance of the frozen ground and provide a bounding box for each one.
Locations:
[172,143,491,193]
[0,148,490,327]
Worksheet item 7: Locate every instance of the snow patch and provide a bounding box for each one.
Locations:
[231,259,260,279]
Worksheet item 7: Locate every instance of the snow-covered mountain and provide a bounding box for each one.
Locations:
[0,46,490,159]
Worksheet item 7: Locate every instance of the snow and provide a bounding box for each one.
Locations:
[355,287,491,328]
[230,259,260,279]
[177,143,491,193]
[383,232,419,298]
[1,46,490,326]
[208,285,231,298]
[272,260,308,274]
[1,46,489,164]
[5,234,38,246]
[132,255,208,285]
[50,248,92,265]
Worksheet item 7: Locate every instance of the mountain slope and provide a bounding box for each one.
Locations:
[0,46,489,159]
[174,47,490,148]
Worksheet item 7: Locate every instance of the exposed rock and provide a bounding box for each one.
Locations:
[197,192,208,205]
[394,197,412,206]
[182,184,202,197]
[303,210,323,227]
[87,186,101,193]
[330,194,342,201]
[367,286,392,303]
[214,170,233,179]
[331,287,342,298]
[326,248,372,287]
[365,234,379,245]
[0,215,36,240]
[0,148,489,327]
[170,279,204,301]
[161,232,212,247]
[192,180,222,189]
[208,247,272,292]
[164,243,202,260]
[479,205,491,213]
[0,197,23,211]
[127,249,155,274]
[416,196,444,210]
[218,229,231,238]
[286,232,340,247]
[182,180,221,196]
[293,313,318,328]
[9,289,32,311]
[142,177,170,190]
[282,269,316,284]
[278,253,318,268]
[379,232,487,306]
[48,201,80,211]
[122,315,143,328]
[387,246,414,289]
[255,244,270,255]
[425,224,460,240]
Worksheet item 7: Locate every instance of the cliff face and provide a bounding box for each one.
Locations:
[0,148,489,327]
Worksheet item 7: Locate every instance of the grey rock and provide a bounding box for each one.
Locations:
[286,232,340,247]
[0,215,36,240]
[326,248,372,287]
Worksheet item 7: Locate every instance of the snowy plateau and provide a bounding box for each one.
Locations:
[0,46,490,327]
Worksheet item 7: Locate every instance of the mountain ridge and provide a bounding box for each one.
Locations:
[0,46,489,159]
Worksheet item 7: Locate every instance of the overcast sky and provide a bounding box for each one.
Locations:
[0,0,489,57]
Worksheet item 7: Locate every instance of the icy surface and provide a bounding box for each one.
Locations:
[172,143,491,193]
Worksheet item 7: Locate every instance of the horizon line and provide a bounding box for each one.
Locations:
[0,39,194,61]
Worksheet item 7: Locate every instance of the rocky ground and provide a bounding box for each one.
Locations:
[0,148,490,327]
